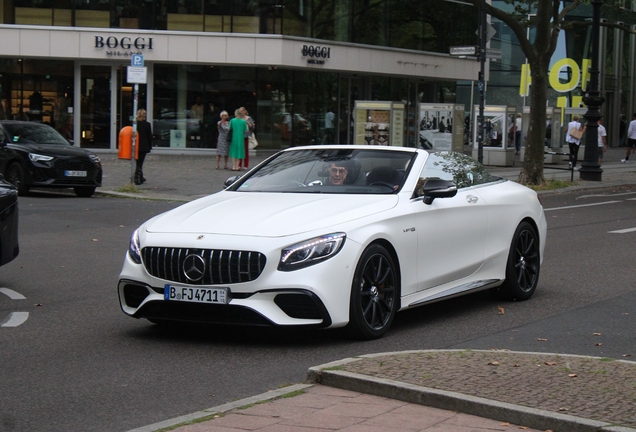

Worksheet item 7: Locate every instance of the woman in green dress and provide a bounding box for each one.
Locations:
[228,108,248,171]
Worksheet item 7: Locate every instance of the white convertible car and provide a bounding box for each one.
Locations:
[118,145,546,339]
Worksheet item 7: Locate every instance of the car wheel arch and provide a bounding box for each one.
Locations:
[347,240,402,339]
[493,217,542,301]
[520,216,542,257]
[5,161,30,195]
[361,238,402,307]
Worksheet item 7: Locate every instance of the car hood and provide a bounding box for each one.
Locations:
[8,143,93,157]
[145,192,399,237]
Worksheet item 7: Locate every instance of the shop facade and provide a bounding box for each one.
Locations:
[0,24,480,153]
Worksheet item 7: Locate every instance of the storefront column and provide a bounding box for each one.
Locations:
[110,64,118,151]
[73,62,81,146]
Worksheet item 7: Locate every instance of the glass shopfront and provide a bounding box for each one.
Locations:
[1,57,460,151]
[0,58,74,138]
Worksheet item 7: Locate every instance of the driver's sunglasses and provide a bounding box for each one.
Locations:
[329,167,348,175]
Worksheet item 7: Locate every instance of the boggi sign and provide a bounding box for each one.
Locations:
[94,36,154,50]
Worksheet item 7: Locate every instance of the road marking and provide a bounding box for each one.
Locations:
[579,192,636,199]
[545,201,622,212]
[0,288,29,328]
[608,227,636,234]
[0,287,26,300]
[1,312,29,327]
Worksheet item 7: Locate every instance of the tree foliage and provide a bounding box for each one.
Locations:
[463,0,586,185]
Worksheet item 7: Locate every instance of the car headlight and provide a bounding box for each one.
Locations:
[88,153,101,164]
[29,153,54,162]
[278,233,346,271]
[128,229,142,264]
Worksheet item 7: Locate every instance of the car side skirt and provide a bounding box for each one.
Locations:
[404,278,502,309]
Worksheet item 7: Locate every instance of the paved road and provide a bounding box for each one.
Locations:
[2,147,635,432]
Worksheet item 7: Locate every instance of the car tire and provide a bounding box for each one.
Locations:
[6,163,29,196]
[347,244,398,340]
[495,221,540,301]
[74,186,96,197]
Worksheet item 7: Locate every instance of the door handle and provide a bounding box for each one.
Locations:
[466,195,479,204]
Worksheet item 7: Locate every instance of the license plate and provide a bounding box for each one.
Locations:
[164,284,228,304]
[64,170,87,177]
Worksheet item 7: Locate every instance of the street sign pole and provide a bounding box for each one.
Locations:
[127,55,146,185]
[477,0,487,164]
[131,83,138,185]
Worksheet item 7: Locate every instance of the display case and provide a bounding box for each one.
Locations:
[472,105,516,166]
[520,106,563,163]
[354,101,405,146]
[10,82,57,124]
[418,103,464,152]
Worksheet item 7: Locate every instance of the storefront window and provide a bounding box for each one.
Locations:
[0,58,74,138]
[116,66,147,132]
[80,65,111,149]
[293,71,339,145]
[153,64,256,150]
[255,68,292,149]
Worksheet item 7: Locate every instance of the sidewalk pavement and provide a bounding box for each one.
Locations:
[105,147,636,432]
[97,146,636,203]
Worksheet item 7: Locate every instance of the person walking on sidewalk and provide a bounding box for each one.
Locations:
[228,108,247,171]
[566,115,584,169]
[216,110,230,170]
[621,113,636,163]
[134,109,152,185]
[239,107,255,170]
[597,116,607,164]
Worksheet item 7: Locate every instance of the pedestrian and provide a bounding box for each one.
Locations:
[621,113,636,163]
[134,109,152,185]
[216,110,230,170]
[565,115,585,169]
[239,107,255,170]
[514,113,522,154]
[228,108,247,171]
[597,116,607,164]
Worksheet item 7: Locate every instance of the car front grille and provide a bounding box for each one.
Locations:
[48,158,101,185]
[141,247,266,285]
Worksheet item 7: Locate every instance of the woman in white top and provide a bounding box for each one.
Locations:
[565,115,585,169]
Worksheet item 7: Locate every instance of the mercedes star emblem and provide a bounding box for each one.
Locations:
[182,254,206,282]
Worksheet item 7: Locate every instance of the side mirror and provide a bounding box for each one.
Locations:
[421,178,457,205]
[224,175,241,188]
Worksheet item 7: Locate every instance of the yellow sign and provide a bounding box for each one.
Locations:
[519,58,591,96]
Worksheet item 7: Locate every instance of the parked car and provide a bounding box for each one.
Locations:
[0,174,19,267]
[0,121,102,197]
[118,145,546,339]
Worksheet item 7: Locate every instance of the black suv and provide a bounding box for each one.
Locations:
[0,121,102,197]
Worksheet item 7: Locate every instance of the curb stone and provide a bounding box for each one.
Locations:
[125,383,313,432]
[306,350,636,432]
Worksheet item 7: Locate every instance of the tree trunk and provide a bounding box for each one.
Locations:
[517,67,548,185]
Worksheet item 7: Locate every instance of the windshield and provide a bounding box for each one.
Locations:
[3,123,70,146]
[228,148,416,194]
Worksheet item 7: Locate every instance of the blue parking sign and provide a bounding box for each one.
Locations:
[131,54,144,67]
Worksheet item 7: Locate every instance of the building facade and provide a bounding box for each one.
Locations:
[0,0,480,152]
[3,0,633,154]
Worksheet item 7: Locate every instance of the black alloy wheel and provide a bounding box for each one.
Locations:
[497,221,540,301]
[5,163,29,196]
[348,244,398,340]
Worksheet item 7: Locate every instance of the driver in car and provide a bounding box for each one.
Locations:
[327,162,348,185]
